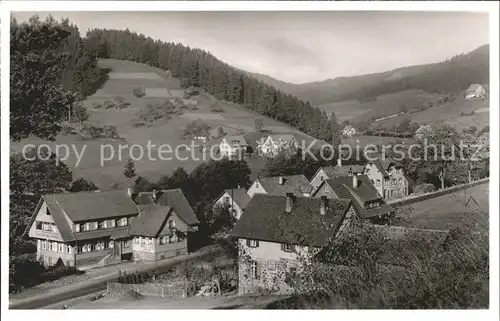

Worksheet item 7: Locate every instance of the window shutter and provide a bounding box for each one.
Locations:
[246,239,250,246]
[255,240,259,247]
[281,243,285,251]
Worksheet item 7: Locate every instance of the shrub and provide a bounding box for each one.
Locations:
[61,125,74,135]
[133,88,146,98]
[414,183,437,194]
[92,101,103,109]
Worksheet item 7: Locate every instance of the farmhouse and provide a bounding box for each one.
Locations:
[219,135,248,157]
[363,159,409,200]
[26,187,199,267]
[310,159,366,189]
[341,125,357,138]
[256,134,298,158]
[212,188,251,220]
[465,83,486,100]
[247,174,313,198]
[232,194,355,294]
[312,175,395,222]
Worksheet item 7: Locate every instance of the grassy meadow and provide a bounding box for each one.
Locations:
[11,59,321,189]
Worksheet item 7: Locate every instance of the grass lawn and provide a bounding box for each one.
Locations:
[319,89,442,122]
[396,183,489,231]
[373,98,489,130]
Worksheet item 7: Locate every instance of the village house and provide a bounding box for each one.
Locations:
[256,134,298,158]
[465,83,486,100]
[231,194,355,294]
[26,187,199,267]
[247,174,313,199]
[219,135,248,157]
[212,188,251,220]
[363,159,409,200]
[309,159,366,189]
[311,174,395,223]
[341,125,357,138]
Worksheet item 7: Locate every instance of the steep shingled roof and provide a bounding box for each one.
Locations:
[232,194,352,247]
[129,204,172,237]
[256,174,312,197]
[135,189,200,225]
[225,188,251,210]
[319,165,366,178]
[318,175,394,218]
[466,83,483,93]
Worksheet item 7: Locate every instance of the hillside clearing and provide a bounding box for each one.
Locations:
[12,59,323,190]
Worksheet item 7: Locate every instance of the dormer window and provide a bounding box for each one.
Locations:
[169,220,176,229]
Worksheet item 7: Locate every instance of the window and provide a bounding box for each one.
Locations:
[134,237,139,244]
[91,222,98,230]
[51,224,58,233]
[140,237,146,245]
[43,223,51,231]
[250,261,259,279]
[283,244,294,253]
[320,175,324,181]
[109,241,114,249]
[159,236,167,245]
[41,240,47,250]
[146,238,152,245]
[99,221,105,229]
[77,245,83,253]
[267,261,276,270]
[109,219,116,228]
[36,221,43,230]
[58,243,64,252]
[122,217,128,226]
[247,239,259,248]
[224,196,230,204]
[124,240,130,248]
[169,234,178,243]
[75,224,80,232]
[376,179,381,187]
[169,220,176,229]
[83,223,90,231]
[90,244,96,251]
[46,209,51,216]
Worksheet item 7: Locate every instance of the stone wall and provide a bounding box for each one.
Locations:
[238,258,296,295]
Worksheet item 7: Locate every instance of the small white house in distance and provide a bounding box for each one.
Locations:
[212,188,251,220]
[465,84,486,100]
[341,125,356,138]
[219,135,248,157]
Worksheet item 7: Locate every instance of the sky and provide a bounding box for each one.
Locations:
[12,11,489,84]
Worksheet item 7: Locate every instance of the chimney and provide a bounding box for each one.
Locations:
[337,158,342,167]
[126,185,134,198]
[352,175,358,188]
[320,196,328,215]
[278,175,284,185]
[152,189,158,203]
[285,193,294,213]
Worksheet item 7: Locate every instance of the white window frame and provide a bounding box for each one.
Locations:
[52,224,58,233]
[75,223,80,232]
[169,220,176,229]
[249,240,258,248]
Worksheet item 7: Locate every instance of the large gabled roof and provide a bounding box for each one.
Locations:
[256,174,312,197]
[135,189,200,225]
[232,194,352,247]
[129,204,172,237]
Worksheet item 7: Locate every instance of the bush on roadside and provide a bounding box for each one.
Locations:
[414,183,437,194]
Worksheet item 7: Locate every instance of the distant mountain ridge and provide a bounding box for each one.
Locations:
[248,44,489,106]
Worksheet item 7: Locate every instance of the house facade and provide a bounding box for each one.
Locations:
[232,194,354,294]
[363,160,409,200]
[219,135,248,157]
[212,188,251,220]
[309,160,365,190]
[465,84,486,100]
[256,134,298,158]
[27,188,199,267]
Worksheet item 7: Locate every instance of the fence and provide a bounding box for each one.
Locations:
[388,178,489,208]
[107,280,188,299]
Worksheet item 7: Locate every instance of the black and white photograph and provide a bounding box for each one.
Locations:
[1,1,499,315]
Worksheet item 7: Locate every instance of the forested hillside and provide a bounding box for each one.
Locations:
[251,45,489,106]
[10,16,102,141]
[84,29,339,142]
